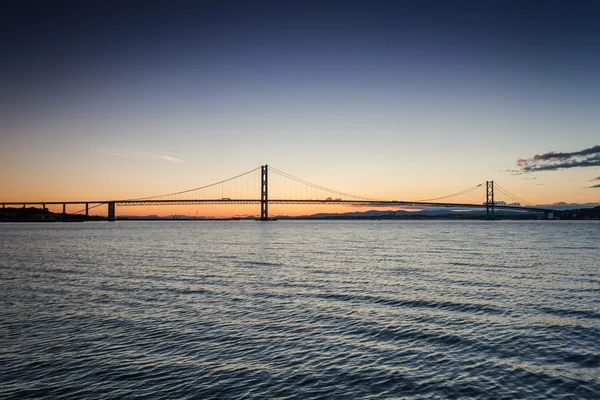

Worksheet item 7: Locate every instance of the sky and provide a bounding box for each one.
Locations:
[1,0,599,217]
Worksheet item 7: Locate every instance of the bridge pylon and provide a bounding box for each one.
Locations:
[260,165,269,221]
[108,202,116,222]
[486,181,495,219]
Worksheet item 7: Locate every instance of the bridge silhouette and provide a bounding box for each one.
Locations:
[2,165,556,221]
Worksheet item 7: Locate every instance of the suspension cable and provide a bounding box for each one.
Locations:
[269,166,377,201]
[414,183,485,202]
[121,166,262,201]
[493,182,533,206]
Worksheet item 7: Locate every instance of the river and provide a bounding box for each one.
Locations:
[1,220,599,399]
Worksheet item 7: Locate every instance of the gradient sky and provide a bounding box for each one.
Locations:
[2,0,599,216]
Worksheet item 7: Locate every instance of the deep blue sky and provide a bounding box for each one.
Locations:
[4,0,599,116]
[2,0,599,206]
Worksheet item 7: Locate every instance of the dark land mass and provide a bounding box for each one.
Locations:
[1,206,599,222]
[561,206,600,220]
[0,207,105,222]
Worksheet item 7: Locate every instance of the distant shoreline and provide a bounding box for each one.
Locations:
[2,206,599,222]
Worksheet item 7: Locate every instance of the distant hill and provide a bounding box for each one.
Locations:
[534,202,600,210]
[280,208,546,220]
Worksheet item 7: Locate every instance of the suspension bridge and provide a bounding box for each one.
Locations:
[1,165,557,221]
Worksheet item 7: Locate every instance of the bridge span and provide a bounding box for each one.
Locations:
[2,165,556,221]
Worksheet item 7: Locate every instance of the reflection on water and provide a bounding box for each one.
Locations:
[1,221,599,399]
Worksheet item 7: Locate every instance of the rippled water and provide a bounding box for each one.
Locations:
[1,220,599,399]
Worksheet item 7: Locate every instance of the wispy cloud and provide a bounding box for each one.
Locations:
[514,145,600,173]
[159,155,184,164]
[98,148,183,164]
[588,176,600,188]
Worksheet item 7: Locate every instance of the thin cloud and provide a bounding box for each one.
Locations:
[591,176,600,181]
[159,155,184,164]
[515,145,600,173]
[533,145,600,161]
[588,183,600,189]
[98,148,183,164]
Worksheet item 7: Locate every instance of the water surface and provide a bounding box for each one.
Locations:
[1,221,599,398]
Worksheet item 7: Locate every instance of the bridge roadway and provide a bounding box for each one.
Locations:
[2,199,555,213]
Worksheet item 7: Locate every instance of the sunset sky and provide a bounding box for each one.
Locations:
[2,0,599,217]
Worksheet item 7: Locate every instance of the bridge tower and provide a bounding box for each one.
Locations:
[260,165,269,221]
[486,181,495,219]
[108,202,116,222]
